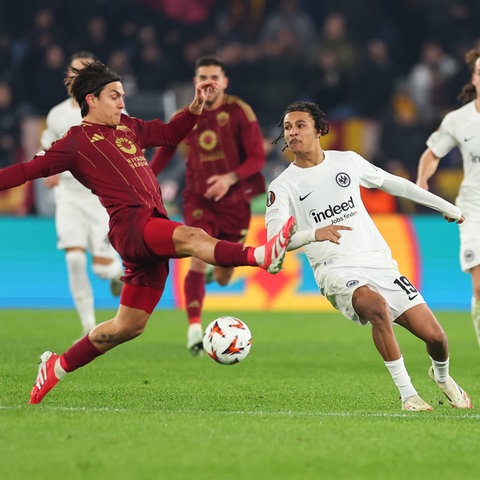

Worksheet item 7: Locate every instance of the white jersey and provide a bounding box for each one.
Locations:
[266,150,395,271]
[426,100,480,218]
[266,150,431,322]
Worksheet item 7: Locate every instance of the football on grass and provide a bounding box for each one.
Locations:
[203,316,252,365]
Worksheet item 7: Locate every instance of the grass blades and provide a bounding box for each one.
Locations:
[1,309,479,480]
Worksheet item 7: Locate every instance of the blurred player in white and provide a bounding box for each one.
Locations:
[417,48,480,347]
[266,100,471,411]
[41,51,123,336]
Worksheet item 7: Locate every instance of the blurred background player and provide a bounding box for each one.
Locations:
[151,56,266,355]
[416,48,480,347]
[41,51,123,337]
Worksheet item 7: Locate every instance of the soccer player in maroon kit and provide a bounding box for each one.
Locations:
[0,61,296,404]
[151,56,266,355]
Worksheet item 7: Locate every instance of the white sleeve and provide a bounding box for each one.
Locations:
[40,112,57,150]
[426,113,458,158]
[380,171,462,220]
[265,180,317,251]
[267,218,316,251]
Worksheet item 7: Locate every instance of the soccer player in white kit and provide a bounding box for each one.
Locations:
[41,52,123,336]
[417,48,480,347]
[266,101,471,411]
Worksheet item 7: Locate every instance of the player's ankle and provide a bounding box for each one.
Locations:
[251,245,264,266]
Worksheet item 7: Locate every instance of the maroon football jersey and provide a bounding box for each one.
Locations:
[152,95,266,204]
[0,109,199,261]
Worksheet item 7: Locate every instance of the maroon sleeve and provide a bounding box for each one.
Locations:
[232,108,265,181]
[0,134,76,191]
[0,152,69,191]
[150,146,177,176]
[134,108,200,149]
[0,163,28,190]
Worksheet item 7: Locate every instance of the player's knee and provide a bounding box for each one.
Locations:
[215,269,233,286]
[427,327,448,351]
[65,250,87,274]
[176,226,209,254]
[216,277,230,287]
[188,226,209,241]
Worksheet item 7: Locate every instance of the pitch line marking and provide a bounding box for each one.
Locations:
[0,404,478,419]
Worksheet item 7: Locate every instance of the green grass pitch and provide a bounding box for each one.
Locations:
[1,308,479,480]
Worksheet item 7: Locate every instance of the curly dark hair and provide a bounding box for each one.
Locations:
[458,48,480,104]
[65,60,121,117]
[273,101,329,149]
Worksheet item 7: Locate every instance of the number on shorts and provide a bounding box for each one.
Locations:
[393,275,418,299]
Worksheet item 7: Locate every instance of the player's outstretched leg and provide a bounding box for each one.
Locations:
[259,216,296,274]
[428,367,472,408]
[29,351,65,404]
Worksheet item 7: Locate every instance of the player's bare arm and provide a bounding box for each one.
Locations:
[314,225,352,244]
[416,148,441,190]
[189,80,219,115]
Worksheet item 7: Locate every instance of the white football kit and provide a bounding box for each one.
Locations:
[426,100,480,271]
[265,150,461,324]
[41,98,118,258]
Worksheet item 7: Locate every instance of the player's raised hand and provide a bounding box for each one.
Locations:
[443,213,465,224]
[314,225,352,244]
[189,80,218,115]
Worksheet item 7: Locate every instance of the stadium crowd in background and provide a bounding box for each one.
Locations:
[0,0,479,214]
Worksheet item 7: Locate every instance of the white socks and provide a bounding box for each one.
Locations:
[54,358,67,380]
[471,297,480,347]
[253,245,265,266]
[386,355,451,400]
[65,250,96,334]
[384,356,417,401]
[430,357,449,383]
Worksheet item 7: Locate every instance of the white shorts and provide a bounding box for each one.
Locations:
[458,218,480,272]
[54,186,118,259]
[316,264,425,325]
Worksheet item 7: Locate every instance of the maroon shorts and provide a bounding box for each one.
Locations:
[183,193,251,243]
[109,207,181,292]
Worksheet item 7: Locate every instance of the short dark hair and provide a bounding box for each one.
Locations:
[66,60,121,116]
[195,55,226,74]
[273,101,329,148]
[69,51,96,65]
[458,48,480,104]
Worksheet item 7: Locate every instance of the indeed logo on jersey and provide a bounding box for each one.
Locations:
[310,196,358,224]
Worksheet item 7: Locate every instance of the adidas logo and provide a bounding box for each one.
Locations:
[91,133,105,143]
